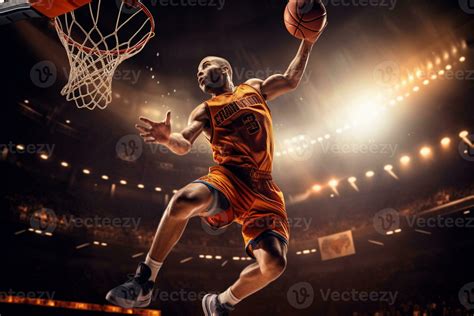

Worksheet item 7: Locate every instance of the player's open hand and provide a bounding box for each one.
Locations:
[135,111,172,144]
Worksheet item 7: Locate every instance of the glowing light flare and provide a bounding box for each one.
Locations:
[384,164,399,180]
[348,177,359,192]
[366,171,375,178]
[328,179,339,195]
[440,137,451,148]
[420,147,432,158]
[459,130,473,148]
[400,155,411,165]
[312,184,322,193]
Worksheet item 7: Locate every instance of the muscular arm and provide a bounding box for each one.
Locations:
[247,25,327,101]
[135,103,208,156]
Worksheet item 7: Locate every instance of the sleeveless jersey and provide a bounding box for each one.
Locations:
[205,84,274,172]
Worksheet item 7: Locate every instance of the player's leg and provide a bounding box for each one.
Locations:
[106,182,215,308]
[202,235,287,315]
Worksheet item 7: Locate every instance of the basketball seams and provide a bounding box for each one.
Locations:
[285,0,326,41]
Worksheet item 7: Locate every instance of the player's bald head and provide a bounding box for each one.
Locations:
[199,56,233,77]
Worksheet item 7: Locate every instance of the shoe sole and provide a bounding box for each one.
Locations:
[106,292,151,309]
[202,294,212,316]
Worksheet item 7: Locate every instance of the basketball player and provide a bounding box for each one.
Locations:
[106,27,326,315]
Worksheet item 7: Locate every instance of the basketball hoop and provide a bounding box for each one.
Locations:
[54,0,155,110]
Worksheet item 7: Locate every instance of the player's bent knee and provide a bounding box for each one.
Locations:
[261,255,287,281]
[167,188,211,219]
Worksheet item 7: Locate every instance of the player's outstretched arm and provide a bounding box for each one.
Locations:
[135,103,208,156]
[247,24,327,101]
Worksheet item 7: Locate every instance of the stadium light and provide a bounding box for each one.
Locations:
[16,144,25,151]
[60,161,69,168]
[40,153,49,160]
[101,175,109,180]
[459,130,469,138]
[420,147,432,158]
[120,180,127,185]
[365,170,375,178]
[312,184,322,192]
[137,184,145,189]
[82,169,91,175]
[155,187,162,192]
[440,137,451,147]
[348,177,359,192]
[459,130,473,148]
[384,164,399,179]
[400,155,411,165]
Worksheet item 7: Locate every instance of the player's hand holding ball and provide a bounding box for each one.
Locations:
[284,0,328,43]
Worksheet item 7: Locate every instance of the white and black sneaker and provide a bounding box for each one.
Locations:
[202,294,235,316]
[106,263,154,308]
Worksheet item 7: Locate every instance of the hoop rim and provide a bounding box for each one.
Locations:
[54,0,155,56]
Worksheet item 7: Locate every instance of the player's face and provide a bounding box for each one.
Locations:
[197,58,229,94]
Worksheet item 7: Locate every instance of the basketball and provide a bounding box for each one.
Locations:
[284,0,327,42]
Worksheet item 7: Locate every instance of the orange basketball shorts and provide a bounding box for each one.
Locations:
[194,165,290,257]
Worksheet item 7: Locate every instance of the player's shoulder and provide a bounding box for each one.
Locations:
[190,102,210,122]
[244,78,264,91]
[242,79,269,101]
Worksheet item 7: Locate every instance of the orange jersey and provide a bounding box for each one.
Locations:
[205,84,274,172]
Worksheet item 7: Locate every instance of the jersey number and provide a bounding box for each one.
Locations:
[241,113,261,135]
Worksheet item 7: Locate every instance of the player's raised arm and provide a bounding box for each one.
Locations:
[248,39,316,101]
[135,103,208,156]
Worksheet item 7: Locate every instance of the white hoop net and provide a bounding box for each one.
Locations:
[54,0,155,110]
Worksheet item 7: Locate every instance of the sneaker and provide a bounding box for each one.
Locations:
[202,294,235,316]
[106,263,154,308]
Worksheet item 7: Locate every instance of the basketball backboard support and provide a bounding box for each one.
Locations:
[0,0,41,25]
